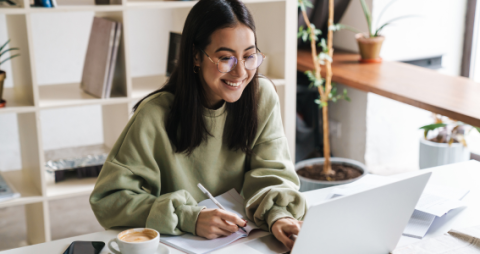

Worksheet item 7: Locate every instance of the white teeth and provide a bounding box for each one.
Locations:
[224,80,242,87]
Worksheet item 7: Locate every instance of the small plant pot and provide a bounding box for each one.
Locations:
[355,33,385,63]
[0,70,5,107]
[295,157,367,191]
[419,138,470,169]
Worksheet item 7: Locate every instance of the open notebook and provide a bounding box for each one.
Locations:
[160,189,260,254]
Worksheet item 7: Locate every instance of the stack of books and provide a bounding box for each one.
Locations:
[32,0,58,8]
[81,17,122,99]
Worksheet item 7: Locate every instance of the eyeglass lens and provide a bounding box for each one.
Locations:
[218,53,264,73]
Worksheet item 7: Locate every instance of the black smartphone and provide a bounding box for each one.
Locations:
[63,241,105,254]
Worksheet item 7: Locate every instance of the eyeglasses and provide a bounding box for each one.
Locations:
[200,48,265,73]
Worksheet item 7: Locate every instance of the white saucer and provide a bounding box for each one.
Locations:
[157,244,170,254]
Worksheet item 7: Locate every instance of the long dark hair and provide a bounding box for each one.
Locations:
[133,0,259,155]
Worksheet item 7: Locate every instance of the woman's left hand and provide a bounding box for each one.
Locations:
[271,218,303,250]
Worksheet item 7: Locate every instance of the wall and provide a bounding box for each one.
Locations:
[329,0,468,175]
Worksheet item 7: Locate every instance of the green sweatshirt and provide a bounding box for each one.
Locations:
[90,77,307,236]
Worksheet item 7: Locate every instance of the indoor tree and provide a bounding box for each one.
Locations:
[297,0,349,179]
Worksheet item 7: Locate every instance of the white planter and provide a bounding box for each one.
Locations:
[419,138,470,169]
[295,157,367,192]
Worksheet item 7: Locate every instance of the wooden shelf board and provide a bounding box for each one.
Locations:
[0,87,35,114]
[127,0,285,9]
[297,50,480,128]
[131,75,167,100]
[0,0,286,14]
[0,170,44,208]
[38,83,130,109]
[28,5,123,13]
[127,1,196,9]
[46,177,97,200]
[0,7,26,14]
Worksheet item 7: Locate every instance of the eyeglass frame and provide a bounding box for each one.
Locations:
[198,47,266,73]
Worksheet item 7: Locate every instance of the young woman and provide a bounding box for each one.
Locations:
[90,0,306,250]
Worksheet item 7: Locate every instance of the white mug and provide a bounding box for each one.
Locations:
[108,228,160,254]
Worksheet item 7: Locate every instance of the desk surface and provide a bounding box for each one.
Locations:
[297,50,480,127]
[2,160,480,254]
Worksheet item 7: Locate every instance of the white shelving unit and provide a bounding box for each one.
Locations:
[0,0,297,245]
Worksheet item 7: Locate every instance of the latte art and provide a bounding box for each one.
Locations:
[119,230,157,243]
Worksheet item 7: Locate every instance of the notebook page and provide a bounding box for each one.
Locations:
[160,189,257,254]
[198,189,257,232]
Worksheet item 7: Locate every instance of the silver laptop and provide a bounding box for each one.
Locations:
[291,172,431,254]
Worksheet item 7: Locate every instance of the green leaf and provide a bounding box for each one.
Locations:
[475,127,480,133]
[333,24,363,34]
[304,0,313,8]
[0,47,19,58]
[298,0,306,12]
[314,99,321,105]
[319,38,327,52]
[0,54,20,66]
[375,15,417,36]
[419,123,447,131]
[376,0,400,26]
[0,39,11,54]
[302,32,308,42]
[317,52,332,65]
[360,0,373,37]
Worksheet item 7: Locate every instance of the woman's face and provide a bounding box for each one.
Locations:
[195,24,256,108]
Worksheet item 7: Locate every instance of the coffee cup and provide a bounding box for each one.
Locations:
[108,228,159,254]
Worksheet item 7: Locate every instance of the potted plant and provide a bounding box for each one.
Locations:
[419,114,480,169]
[0,39,20,108]
[296,0,366,191]
[332,0,414,63]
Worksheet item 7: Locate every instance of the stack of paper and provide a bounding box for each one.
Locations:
[327,174,469,239]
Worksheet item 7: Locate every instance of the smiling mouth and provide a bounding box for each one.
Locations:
[222,79,244,87]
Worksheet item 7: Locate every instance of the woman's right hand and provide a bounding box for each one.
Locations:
[195,208,247,239]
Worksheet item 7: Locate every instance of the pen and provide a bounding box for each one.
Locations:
[197,183,247,233]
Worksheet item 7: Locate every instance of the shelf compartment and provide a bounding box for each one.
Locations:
[131,75,167,100]
[0,170,44,209]
[46,177,98,200]
[0,87,35,114]
[38,83,130,108]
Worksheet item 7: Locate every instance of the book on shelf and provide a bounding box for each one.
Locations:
[166,32,182,77]
[81,17,122,99]
[0,173,21,203]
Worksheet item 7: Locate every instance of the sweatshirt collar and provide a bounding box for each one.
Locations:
[203,101,227,118]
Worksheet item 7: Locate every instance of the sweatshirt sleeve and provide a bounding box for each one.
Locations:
[243,80,307,232]
[89,97,204,235]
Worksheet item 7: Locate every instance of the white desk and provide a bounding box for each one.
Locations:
[2,160,479,254]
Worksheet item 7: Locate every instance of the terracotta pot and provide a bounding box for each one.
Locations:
[355,33,385,63]
[0,70,5,107]
[295,157,367,191]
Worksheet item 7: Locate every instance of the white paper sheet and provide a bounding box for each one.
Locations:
[402,210,436,239]
[394,225,480,254]
[415,192,466,217]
